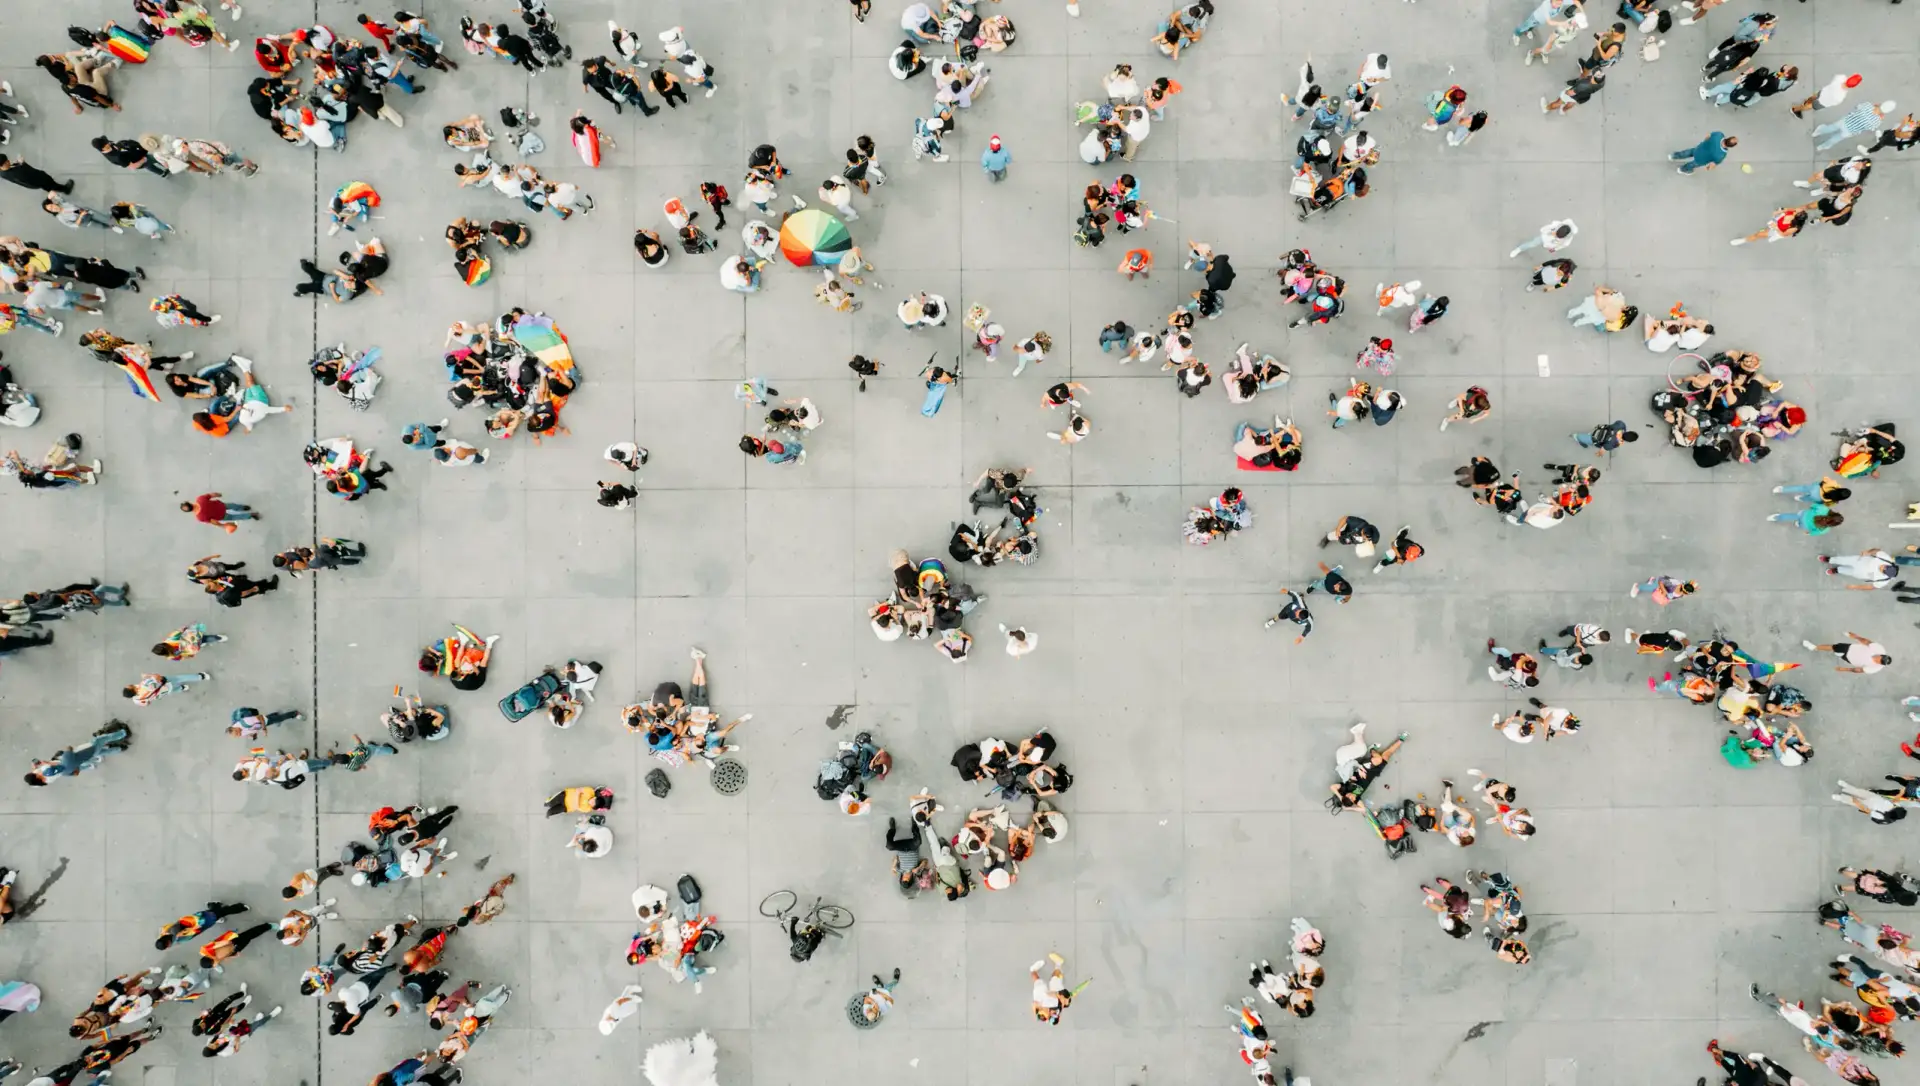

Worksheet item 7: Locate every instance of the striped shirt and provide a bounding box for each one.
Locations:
[1833,102,1883,136]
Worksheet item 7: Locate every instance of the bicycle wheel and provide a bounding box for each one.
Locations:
[758,890,797,919]
[816,904,856,930]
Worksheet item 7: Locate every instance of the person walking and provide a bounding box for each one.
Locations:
[91,137,171,177]
[1574,419,1637,453]
[199,922,277,967]
[1861,111,1916,153]
[1767,501,1841,535]
[1813,100,1896,151]
[980,135,1010,182]
[1671,131,1736,174]
[1804,632,1889,674]
[1509,219,1577,258]
[1790,72,1862,118]
[0,153,74,194]
[181,493,257,533]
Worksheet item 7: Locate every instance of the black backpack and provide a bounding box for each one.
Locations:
[68,25,105,48]
[645,768,671,798]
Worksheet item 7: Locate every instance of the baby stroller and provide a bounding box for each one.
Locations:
[1364,799,1419,859]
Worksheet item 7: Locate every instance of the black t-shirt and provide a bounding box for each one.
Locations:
[351,253,390,280]
[247,78,279,119]
[1044,383,1072,406]
[1338,517,1379,544]
[100,140,146,167]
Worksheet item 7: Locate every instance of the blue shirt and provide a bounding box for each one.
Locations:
[1690,133,1728,166]
[980,146,1010,171]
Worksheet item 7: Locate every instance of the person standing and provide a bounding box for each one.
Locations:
[980,135,1010,182]
[1790,72,1861,118]
[998,624,1038,657]
[1670,131,1736,174]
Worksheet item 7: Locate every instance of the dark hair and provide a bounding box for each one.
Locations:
[738,436,763,455]
[1621,430,1639,443]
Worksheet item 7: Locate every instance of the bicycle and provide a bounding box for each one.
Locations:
[758,890,855,932]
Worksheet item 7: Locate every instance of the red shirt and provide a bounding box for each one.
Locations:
[192,494,227,523]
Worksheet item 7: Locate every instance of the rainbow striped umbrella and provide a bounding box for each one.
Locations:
[777,209,852,267]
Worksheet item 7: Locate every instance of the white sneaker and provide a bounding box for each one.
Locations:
[1066,1,1079,12]
[791,195,807,209]
[706,87,717,97]
[1802,640,1817,650]
[690,647,706,660]
[179,350,196,362]
[1792,180,1811,188]
[1730,238,1746,246]
[210,314,222,323]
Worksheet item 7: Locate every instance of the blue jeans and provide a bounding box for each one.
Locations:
[224,504,257,520]
[1701,80,1735,104]
[1098,328,1128,351]
[1567,299,1606,329]
[1767,513,1812,531]
[1514,0,1553,35]
[1669,150,1706,173]
[1777,483,1822,500]
[387,71,418,94]
[985,168,1006,182]
[1812,123,1851,151]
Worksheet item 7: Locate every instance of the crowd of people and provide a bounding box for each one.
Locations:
[2,0,1919,1081]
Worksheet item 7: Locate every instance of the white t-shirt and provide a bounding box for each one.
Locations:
[1676,326,1712,350]
[1032,978,1062,1007]
[1845,642,1887,672]
[1358,54,1391,86]
[1645,325,1680,352]
[1816,75,1851,107]
[1500,716,1534,743]
[901,3,933,29]
[1541,220,1578,251]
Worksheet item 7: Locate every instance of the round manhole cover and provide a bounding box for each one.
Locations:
[846,992,881,1029]
[710,758,748,795]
